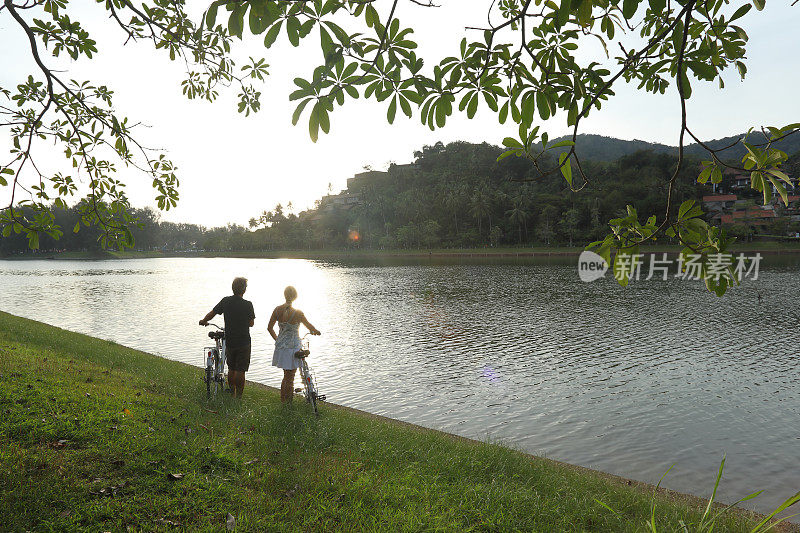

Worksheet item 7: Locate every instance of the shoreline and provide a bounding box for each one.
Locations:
[1,311,797,530]
[248,378,790,523]
[4,242,800,261]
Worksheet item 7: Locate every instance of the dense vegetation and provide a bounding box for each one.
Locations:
[548,133,800,163]
[2,139,797,256]
[2,311,793,531]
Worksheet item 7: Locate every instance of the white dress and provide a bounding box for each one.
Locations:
[272,316,302,370]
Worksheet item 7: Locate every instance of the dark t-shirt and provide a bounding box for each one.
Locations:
[213,295,255,349]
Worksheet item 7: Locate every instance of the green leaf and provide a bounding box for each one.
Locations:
[752,0,765,11]
[483,92,498,112]
[319,107,330,134]
[672,20,684,55]
[28,231,40,250]
[292,98,311,126]
[496,149,520,161]
[577,0,592,25]
[320,26,334,55]
[705,275,729,297]
[458,91,472,112]
[688,61,716,81]
[466,93,478,118]
[685,217,708,234]
[325,21,350,45]
[766,175,788,206]
[730,4,752,21]
[519,122,529,145]
[365,4,378,27]
[228,6,246,38]
[622,0,640,19]
[697,165,713,184]
[521,93,535,126]
[567,104,578,126]
[309,103,320,142]
[767,168,791,184]
[263,21,282,47]
[536,92,550,120]
[249,10,268,35]
[557,0,571,29]
[678,199,695,219]
[206,2,219,29]
[387,96,397,124]
[1,225,10,237]
[398,95,412,118]
[550,140,575,149]
[435,101,446,128]
[502,137,523,149]
[559,152,573,186]
[73,222,80,233]
[613,249,637,287]
[648,0,665,13]
[287,17,300,46]
[679,70,692,99]
[298,19,315,38]
[499,101,509,124]
[761,176,772,204]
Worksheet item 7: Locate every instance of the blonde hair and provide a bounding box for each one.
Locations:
[284,285,297,303]
[232,277,248,296]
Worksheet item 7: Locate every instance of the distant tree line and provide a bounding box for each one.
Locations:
[244,141,708,250]
[2,141,797,256]
[0,204,247,256]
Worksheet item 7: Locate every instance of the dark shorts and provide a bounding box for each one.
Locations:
[227,344,251,372]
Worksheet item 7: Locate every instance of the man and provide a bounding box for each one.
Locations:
[199,277,255,398]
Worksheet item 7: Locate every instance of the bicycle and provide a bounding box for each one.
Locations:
[202,322,226,398]
[294,334,326,415]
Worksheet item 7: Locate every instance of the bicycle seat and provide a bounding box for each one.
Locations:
[294,349,310,358]
[208,331,225,340]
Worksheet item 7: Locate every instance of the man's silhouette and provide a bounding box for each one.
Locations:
[199,277,255,398]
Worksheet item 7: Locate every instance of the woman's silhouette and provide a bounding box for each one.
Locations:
[268,286,320,402]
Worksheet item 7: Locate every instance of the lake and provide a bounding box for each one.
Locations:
[1,255,798,517]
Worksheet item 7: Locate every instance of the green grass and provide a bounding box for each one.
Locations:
[0,311,793,532]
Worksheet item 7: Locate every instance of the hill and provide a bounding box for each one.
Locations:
[552,132,800,162]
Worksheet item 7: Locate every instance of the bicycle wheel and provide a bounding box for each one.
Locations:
[306,373,319,415]
[309,388,318,415]
[205,366,212,398]
[211,350,222,398]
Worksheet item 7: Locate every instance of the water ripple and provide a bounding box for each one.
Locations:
[0,256,798,517]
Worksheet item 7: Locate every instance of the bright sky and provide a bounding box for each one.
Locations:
[1,1,798,227]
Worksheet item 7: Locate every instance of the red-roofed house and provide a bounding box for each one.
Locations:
[702,195,737,212]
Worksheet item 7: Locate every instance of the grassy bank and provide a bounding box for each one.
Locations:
[4,240,800,261]
[0,312,795,532]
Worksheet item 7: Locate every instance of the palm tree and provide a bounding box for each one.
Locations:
[560,208,580,247]
[506,197,529,244]
[443,187,462,234]
[470,188,491,237]
[538,205,559,245]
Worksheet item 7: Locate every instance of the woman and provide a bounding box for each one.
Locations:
[268,286,321,403]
